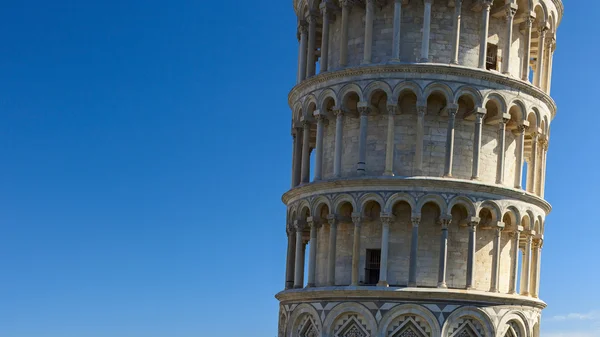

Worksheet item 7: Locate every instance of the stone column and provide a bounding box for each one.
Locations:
[291,128,300,188]
[415,106,426,175]
[444,106,458,177]
[357,104,370,175]
[285,225,296,289]
[466,218,480,289]
[293,221,306,288]
[438,217,451,288]
[351,213,362,286]
[409,217,420,287]
[300,119,312,184]
[496,115,509,184]
[362,0,375,64]
[509,228,522,294]
[314,111,326,181]
[340,0,351,67]
[503,6,517,74]
[391,0,403,61]
[306,13,318,78]
[522,232,533,296]
[490,224,504,292]
[307,218,319,287]
[536,136,546,196]
[540,139,549,197]
[534,239,543,298]
[320,3,331,73]
[534,27,547,87]
[478,1,493,69]
[384,104,397,176]
[297,21,308,83]
[546,39,556,92]
[531,239,539,297]
[522,16,534,81]
[327,215,338,286]
[528,132,539,193]
[451,0,463,64]
[471,108,486,180]
[514,124,527,189]
[333,108,344,177]
[420,0,433,62]
[378,214,393,287]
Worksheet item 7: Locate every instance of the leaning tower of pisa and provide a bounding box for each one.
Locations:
[278,0,561,336]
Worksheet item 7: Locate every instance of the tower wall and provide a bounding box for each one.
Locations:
[279,1,562,336]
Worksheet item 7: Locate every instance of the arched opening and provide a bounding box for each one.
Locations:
[391,200,413,286]
[448,203,470,288]
[525,111,539,193]
[418,201,442,287]
[396,89,419,176]
[475,207,497,291]
[314,203,330,286]
[425,91,449,176]
[362,200,382,285]
[336,200,355,285]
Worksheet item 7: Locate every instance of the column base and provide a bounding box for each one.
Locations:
[419,58,429,63]
[377,281,389,287]
[307,283,315,288]
[361,60,372,65]
[471,176,480,181]
[294,285,304,289]
[437,282,448,289]
[383,171,395,177]
[450,61,459,65]
[443,174,453,178]
[389,58,401,64]
[285,282,294,289]
[408,282,417,287]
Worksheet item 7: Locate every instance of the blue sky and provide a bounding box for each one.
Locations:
[0,1,597,337]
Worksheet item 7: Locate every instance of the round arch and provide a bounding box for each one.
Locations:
[441,306,496,337]
[286,303,323,337]
[322,302,377,337]
[384,192,417,214]
[376,304,441,337]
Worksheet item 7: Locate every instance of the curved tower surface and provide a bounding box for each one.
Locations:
[278,0,561,336]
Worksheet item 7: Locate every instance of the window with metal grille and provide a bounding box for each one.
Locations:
[486,43,498,71]
[365,249,381,285]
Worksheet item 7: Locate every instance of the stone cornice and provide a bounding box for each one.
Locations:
[275,287,547,309]
[282,177,552,214]
[288,64,558,118]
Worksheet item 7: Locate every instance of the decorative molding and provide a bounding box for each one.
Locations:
[288,64,558,117]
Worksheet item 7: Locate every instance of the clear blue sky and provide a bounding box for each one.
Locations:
[0,2,596,337]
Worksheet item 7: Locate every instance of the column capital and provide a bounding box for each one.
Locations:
[468,216,481,228]
[440,216,452,229]
[286,224,295,236]
[297,19,308,32]
[327,214,338,225]
[313,110,328,122]
[417,105,426,117]
[357,102,371,116]
[300,117,312,129]
[351,212,362,225]
[380,213,395,226]
[516,121,530,134]
[306,11,319,24]
[387,104,398,116]
[411,217,421,227]
[332,106,345,117]
[482,0,493,9]
[307,217,321,229]
[341,0,356,8]
[505,5,518,19]
[294,220,306,232]
[474,107,486,119]
[525,15,535,27]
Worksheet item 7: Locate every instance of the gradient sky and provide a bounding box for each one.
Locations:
[0,1,597,337]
